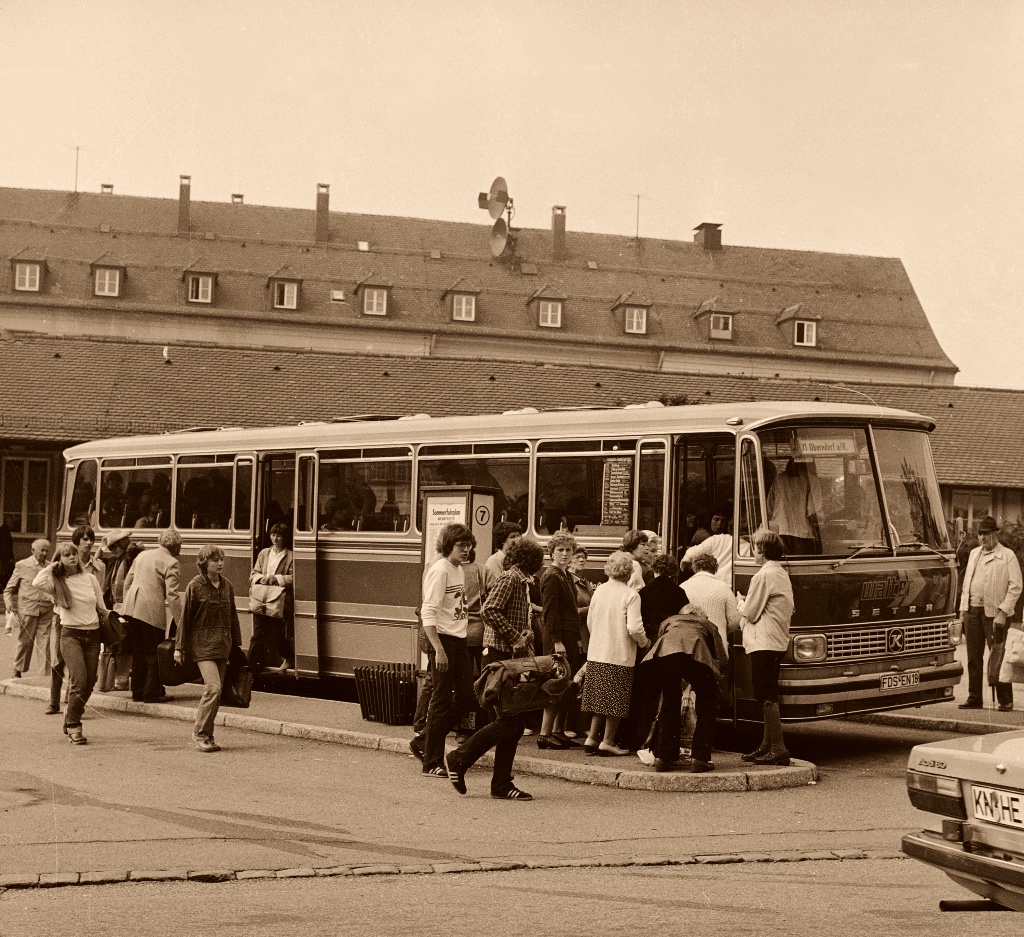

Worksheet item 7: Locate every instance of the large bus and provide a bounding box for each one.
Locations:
[58,400,961,721]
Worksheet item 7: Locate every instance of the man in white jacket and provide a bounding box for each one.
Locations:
[958,516,1022,711]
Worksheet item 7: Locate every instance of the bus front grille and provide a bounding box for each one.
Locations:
[826,622,950,660]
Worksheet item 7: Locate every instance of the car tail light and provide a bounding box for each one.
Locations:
[907,770,967,819]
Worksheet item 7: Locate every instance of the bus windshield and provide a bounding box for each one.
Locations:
[872,428,949,551]
[758,425,949,557]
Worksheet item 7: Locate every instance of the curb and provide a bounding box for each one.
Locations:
[0,679,816,793]
[0,849,909,894]
[848,711,1015,736]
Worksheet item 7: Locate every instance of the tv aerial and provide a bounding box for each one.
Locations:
[478,176,515,258]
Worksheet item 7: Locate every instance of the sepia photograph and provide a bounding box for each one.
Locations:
[2,1,1024,932]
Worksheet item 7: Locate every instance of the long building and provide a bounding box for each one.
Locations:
[2,180,1011,558]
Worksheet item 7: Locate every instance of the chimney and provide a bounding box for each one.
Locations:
[178,175,191,235]
[315,183,330,243]
[552,205,567,261]
[100,183,113,195]
[694,222,722,251]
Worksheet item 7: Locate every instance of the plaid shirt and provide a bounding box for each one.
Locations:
[481,565,533,654]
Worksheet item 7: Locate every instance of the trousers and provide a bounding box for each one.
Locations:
[422,633,475,771]
[14,611,54,675]
[60,627,101,729]
[447,647,524,792]
[195,658,228,740]
[127,617,165,701]
[651,654,719,764]
[964,607,1013,707]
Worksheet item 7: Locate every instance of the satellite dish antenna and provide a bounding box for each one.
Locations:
[487,176,509,219]
[478,176,513,220]
[490,217,509,257]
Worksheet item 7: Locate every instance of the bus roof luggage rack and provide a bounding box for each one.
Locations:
[161,425,244,434]
[353,662,417,726]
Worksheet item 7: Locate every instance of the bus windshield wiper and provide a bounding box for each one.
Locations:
[830,542,892,570]
[894,541,949,559]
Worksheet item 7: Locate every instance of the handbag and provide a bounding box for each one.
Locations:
[474,653,572,717]
[157,623,200,687]
[249,583,286,618]
[998,627,1024,684]
[221,645,253,708]
[98,609,126,649]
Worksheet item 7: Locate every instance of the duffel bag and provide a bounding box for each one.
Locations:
[474,653,573,718]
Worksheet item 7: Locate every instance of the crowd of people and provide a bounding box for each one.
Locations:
[4,517,797,781]
[413,521,795,800]
[3,524,294,753]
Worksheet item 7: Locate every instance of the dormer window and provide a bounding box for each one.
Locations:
[187,273,215,304]
[538,300,562,328]
[452,294,476,322]
[14,262,42,292]
[710,313,733,340]
[794,320,817,347]
[273,280,299,309]
[93,266,122,297]
[363,288,386,315]
[624,306,647,335]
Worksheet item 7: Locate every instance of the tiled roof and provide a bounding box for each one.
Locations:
[0,186,957,375]
[0,333,1012,487]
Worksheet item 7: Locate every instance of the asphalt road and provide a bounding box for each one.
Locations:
[2,861,1021,937]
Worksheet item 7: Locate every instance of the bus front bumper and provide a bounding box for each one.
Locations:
[776,658,962,720]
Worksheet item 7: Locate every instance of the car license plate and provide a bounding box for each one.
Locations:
[880,672,919,691]
[972,785,1024,830]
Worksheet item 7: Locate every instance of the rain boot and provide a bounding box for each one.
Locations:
[752,701,790,766]
[741,717,771,762]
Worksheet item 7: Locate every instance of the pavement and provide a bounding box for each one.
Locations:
[849,638,1024,736]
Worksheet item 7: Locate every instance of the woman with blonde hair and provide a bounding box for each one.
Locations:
[33,543,109,745]
[581,551,649,755]
[175,544,242,753]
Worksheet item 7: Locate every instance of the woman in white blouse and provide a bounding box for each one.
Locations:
[247,523,294,673]
[581,551,650,756]
[33,543,109,744]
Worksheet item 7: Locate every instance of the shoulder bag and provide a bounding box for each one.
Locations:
[249,583,286,618]
[221,645,254,708]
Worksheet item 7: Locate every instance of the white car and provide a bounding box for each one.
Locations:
[903,730,1024,911]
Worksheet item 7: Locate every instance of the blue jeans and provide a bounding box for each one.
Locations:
[422,634,475,771]
[195,659,227,740]
[60,628,101,729]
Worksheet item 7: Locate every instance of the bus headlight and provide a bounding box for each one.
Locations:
[948,620,963,646]
[792,634,827,663]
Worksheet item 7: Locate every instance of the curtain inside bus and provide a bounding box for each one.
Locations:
[758,426,885,557]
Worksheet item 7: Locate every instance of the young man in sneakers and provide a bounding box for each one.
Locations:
[445,537,545,800]
[419,524,477,778]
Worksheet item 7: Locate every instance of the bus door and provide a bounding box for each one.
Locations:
[671,434,735,553]
[292,452,320,677]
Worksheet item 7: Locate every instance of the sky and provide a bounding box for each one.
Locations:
[2,0,1023,388]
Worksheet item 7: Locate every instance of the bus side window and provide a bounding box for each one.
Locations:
[175,462,233,530]
[737,438,762,557]
[319,457,412,533]
[233,459,253,531]
[69,459,98,527]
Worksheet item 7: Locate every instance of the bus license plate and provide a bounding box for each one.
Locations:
[880,672,919,691]
[972,786,1024,830]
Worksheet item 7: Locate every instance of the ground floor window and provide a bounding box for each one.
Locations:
[1,457,49,535]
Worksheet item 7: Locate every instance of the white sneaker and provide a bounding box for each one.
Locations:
[636,748,656,766]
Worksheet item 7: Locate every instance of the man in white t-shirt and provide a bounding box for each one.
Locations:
[420,523,477,777]
[682,532,734,586]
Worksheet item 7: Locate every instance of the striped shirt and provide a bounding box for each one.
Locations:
[482,565,533,654]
